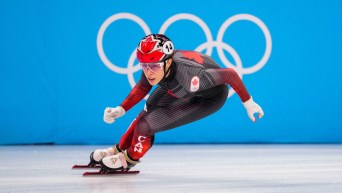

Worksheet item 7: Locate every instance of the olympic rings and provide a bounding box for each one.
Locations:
[97,12,272,99]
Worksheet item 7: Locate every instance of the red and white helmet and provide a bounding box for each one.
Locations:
[137,34,175,63]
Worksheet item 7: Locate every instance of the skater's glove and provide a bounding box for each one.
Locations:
[103,106,125,124]
[243,97,264,122]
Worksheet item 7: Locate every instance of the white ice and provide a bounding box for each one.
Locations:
[0,145,342,193]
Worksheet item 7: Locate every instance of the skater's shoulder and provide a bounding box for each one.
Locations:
[172,50,219,70]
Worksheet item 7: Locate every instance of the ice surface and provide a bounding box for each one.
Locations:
[0,145,342,193]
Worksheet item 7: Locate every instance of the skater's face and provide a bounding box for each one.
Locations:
[141,59,172,85]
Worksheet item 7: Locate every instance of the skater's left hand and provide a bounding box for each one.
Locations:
[243,97,264,122]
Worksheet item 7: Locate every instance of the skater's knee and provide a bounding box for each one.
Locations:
[135,118,154,136]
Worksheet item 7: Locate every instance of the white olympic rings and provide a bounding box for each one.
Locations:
[97,13,272,98]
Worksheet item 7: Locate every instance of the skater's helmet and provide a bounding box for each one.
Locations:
[137,34,175,63]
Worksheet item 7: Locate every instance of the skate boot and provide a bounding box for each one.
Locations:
[88,144,123,166]
[100,150,140,172]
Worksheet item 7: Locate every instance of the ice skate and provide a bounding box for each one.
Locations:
[100,151,140,172]
[88,144,122,166]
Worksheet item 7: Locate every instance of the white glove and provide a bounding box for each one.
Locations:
[103,106,126,124]
[243,97,264,122]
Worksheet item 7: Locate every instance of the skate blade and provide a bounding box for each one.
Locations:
[83,170,140,176]
[72,164,101,169]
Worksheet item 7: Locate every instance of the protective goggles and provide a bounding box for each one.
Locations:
[140,61,165,72]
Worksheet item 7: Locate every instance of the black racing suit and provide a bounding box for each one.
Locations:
[118,50,250,161]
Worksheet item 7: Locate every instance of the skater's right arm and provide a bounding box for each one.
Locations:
[104,74,152,124]
[120,74,152,111]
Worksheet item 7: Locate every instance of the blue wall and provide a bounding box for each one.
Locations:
[1,0,341,144]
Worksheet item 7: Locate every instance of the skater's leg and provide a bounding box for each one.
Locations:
[88,117,140,165]
[126,85,228,160]
[100,85,227,171]
[100,116,154,171]
[89,117,141,165]
[127,116,155,161]
[146,86,228,133]
[119,117,138,150]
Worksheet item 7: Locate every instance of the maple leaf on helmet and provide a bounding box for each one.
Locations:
[137,34,175,63]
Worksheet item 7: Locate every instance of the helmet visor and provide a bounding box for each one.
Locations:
[140,62,164,72]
